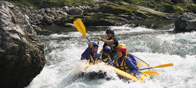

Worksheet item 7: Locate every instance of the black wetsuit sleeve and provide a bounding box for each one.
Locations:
[112,37,118,43]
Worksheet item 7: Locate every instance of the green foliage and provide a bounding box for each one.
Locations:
[187,5,196,13]
[8,0,95,8]
[100,2,138,15]
[6,0,196,14]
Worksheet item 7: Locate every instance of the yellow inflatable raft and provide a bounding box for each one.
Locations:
[84,61,152,83]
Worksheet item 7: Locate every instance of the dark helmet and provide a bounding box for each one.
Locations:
[106,29,114,35]
[103,46,111,53]
[92,42,98,47]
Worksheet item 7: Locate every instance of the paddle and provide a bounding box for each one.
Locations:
[129,70,159,75]
[132,55,150,66]
[139,63,173,70]
[73,19,157,79]
[73,19,99,60]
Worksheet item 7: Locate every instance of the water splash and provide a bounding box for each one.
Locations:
[27,26,196,88]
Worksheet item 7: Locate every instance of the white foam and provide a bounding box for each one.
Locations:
[28,27,196,88]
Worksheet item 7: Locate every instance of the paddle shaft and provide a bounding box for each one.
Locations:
[139,63,173,70]
[86,37,101,60]
[128,71,143,74]
[139,67,152,70]
[132,55,150,66]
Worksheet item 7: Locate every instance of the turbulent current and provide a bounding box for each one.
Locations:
[27,26,196,88]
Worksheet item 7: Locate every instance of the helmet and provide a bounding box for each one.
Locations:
[103,46,111,53]
[106,29,114,34]
[116,46,126,52]
[117,43,127,48]
[92,42,98,47]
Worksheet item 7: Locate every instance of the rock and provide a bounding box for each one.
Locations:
[180,0,193,4]
[45,8,51,13]
[32,25,42,32]
[187,5,196,13]
[174,13,196,32]
[0,1,45,88]
[119,2,129,5]
[25,14,30,19]
[59,11,68,16]
[99,3,131,15]
[84,19,115,26]
[42,15,53,25]
[64,23,74,27]
[37,14,43,20]
[29,7,33,10]
[40,8,45,13]
[163,3,174,13]
[136,5,169,18]
[69,7,84,15]
[63,6,69,13]
[50,10,58,18]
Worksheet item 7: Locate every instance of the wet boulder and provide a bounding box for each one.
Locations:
[174,13,196,32]
[63,6,69,13]
[69,7,84,15]
[42,15,53,25]
[0,1,45,88]
[99,3,131,15]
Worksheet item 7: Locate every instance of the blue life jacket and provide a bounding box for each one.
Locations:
[113,56,138,73]
[81,48,98,64]
[99,53,112,64]
[128,53,137,66]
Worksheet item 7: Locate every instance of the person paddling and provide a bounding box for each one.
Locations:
[117,43,137,66]
[99,46,112,64]
[81,42,99,64]
[112,46,138,75]
[97,29,119,60]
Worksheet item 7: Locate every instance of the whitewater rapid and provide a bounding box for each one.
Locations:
[27,26,196,88]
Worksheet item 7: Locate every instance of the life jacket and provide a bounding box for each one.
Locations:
[127,53,137,66]
[100,54,111,63]
[115,56,131,72]
[88,55,98,64]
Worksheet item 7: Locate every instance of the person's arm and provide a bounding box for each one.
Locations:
[126,58,138,73]
[93,53,99,61]
[97,37,114,44]
[129,53,137,64]
[101,39,115,44]
[99,49,103,54]
[81,48,90,60]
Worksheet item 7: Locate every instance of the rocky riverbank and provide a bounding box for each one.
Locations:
[0,1,45,88]
[174,13,196,32]
[7,0,195,30]
[8,0,196,30]
[17,1,178,27]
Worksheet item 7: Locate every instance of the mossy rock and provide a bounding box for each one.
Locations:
[162,3,175,13]
[59,12,128,26]
[187,5,196,13]
[173,3,193,14]
[129,20,174,29]
[173,6,184,14]
[99,2,137,15]
[82,13,126,26]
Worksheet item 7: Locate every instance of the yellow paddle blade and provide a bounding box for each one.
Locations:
[142,70,159,75]
[152,63,173,68]
[73,19,87,40]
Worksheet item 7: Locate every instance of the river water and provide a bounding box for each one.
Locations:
[27,25,196,88]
